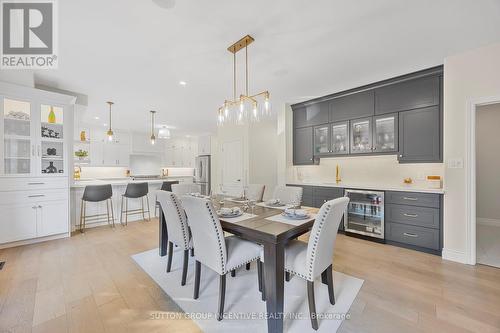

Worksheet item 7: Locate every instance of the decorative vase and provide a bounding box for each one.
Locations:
[80,130,86,141]
[45,162,57,173]
[48,106,56,124]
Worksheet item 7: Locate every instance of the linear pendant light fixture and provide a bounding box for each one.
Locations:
[150,110,156,145]
[106,101,114,141]
[217,35,270,126]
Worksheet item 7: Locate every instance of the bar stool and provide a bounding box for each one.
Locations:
[120,182,151,225]
[79,184,115,233]
[155,180,179,217]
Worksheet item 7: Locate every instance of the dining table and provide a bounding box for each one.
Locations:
[158,196,319,333]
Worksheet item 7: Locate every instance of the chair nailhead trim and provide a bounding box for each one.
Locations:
[305,203,331,281]
[206,202,226,274]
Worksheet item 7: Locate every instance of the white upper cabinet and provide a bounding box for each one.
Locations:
[0,82,74,177]
[198,135,211,155]
[164,137,197,167]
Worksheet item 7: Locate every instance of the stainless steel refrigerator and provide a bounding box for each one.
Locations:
[195,155,211,195]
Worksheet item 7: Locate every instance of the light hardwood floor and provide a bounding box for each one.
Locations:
[1,219,499,333]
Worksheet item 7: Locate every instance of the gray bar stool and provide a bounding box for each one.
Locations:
[155,180,179,217]
[120,182,151,225]
[79,184,115,233]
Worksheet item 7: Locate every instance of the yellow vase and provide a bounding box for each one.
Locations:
[48,106,56,123]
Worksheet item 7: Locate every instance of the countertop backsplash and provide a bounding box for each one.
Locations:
[288,155,444,189]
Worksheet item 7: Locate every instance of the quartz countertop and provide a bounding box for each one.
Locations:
[71,176,194,188]
[286,181,445,194]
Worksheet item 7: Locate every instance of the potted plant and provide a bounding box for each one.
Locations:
[75,149,88,160]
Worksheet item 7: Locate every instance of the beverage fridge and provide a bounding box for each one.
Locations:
[195,155,211,195]
[344,189,385,239]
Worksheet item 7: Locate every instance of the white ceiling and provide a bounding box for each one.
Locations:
[32,0,500,136]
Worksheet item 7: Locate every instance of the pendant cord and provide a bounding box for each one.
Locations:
[233,52,236,101]
[245,41,249,96]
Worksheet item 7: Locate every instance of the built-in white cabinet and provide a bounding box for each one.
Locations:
[131,132,164,154]
[164,137,197,167]
[198,135,211,155]
[0,81,73,248]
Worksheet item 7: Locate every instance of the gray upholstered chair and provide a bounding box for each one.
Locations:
[181,196,262,321]
[155,181,179,217]
[272,185,303,206]
[259,197,349,330]
[157,191,193,286]
[246,184,266,202]
[171,183,202,196]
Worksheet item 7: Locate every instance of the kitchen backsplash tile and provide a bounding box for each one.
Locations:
[288,155,444,188]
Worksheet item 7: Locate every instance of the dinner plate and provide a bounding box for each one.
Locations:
[266,202,286,207]
[281,212,311,220]
[217,210,243,218]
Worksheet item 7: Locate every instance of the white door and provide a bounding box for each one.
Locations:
[38,200,69,237]
[221,140,243,196]
[0,203,37,243]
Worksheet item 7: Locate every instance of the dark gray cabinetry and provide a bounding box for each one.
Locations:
[373,113,398,153]
[398,106,441,163]
[330,90,375,122]
[291,67,443,165]
[293,127,315,165]
[375,76,440,115]
[287,185,345,231]
[330,121,349,155]
[350,117,373,154]
[385,191,442,253]
[293,102,329,128]
[313,124,330,156]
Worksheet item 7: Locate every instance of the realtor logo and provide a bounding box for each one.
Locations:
[1,0,57,69]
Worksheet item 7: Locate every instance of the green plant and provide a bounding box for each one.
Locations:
[75,149,88,158]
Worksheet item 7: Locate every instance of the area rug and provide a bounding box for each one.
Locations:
[132,247,363,332]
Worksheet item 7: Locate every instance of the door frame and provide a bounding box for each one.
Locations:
[465,94,500,265]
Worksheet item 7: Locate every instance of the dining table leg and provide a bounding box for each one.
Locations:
[159,209,168,257]
[263,241,285,333]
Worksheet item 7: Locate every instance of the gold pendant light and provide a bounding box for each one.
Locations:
[217,35,270,126]
[150,110,156,145]
[106,101,114,141]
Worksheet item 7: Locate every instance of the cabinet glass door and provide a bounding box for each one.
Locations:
[374,114,397,152]
[40,104,64,175]
[331,122,349,155]
[3,98,32,174]
[313,125,330,155]
[350,117,372,154]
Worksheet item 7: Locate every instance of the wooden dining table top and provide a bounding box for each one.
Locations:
[214,197,319,244]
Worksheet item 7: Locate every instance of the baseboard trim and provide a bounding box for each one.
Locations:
[442,248,469,264]
[477,218,500,227]
[71,216,153,232]
[0,233,69,250]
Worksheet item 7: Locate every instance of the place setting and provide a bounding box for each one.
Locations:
[217,206,257,223]
[266,207,317,226]
[256,198,294,210]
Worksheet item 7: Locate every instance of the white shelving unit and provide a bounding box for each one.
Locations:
[0,81,75,248]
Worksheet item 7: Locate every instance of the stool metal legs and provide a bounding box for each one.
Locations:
[120,195,151,226]
[79,198,115,233]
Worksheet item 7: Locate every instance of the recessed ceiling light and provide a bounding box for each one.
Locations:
[179,81,187,86]
[103,123,108,127]
[94,116,100,120]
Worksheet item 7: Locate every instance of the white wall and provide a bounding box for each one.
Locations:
[212,117,278,199]
[443,42,500,263]
[476,103,500,222]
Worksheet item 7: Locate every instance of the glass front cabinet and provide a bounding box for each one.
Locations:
[331,121,349,155]
[350,117,372,154]
[1,96,69,177]
[373,113,398,153]
[313,125,330,156]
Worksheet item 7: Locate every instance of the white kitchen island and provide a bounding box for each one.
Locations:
[70,176,194,231]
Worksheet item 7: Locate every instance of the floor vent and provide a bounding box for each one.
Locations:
[0,261,5,270]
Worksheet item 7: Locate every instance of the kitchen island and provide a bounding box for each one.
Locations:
[70,176,194,231]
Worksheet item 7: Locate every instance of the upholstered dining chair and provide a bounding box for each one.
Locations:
[272,185,303,206]
[157,191,193,286]
[171,183,202,196]
[246,184,266,202]
[259,197,349,330]
[182,196,262,321]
